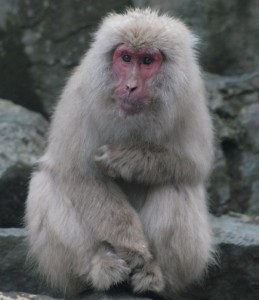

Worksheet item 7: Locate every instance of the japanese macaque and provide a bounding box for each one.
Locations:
[25,8,214,298]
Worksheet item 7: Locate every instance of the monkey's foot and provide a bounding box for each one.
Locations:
[116,245,152,270]
[131,261,165,294]
[90,249,130,290]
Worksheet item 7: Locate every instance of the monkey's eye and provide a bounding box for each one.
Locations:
[122,54,131,62]
[142,56,154,65]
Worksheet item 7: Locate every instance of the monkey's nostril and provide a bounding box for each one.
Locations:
[126,85,137,93]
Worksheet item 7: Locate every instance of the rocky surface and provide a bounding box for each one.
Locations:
[183,215,259,300]
[0,291,153,300]
[134,0,259,75]
[1,1,258,115]
[0,0,258,217]
[0,292,59,300]
[0,99,48,227]
[0,228,48,296]
[0,2,259,300]
[0,0,132,115]
[0,216,258,300]
[206,71,259,215]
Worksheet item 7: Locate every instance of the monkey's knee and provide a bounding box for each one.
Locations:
[89,243,130,290]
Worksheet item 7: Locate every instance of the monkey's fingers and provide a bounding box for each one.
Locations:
[116,244,152,270]
[94,145,118,178]
[89,244,131,290]
[131,260,165,294]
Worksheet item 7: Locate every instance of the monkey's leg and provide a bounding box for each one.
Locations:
[26,169,160,292]
[26,170,94,292]
[69,177,165,292]
[138,184,214,294]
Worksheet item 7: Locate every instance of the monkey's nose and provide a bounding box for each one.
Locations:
[126,77,138,93]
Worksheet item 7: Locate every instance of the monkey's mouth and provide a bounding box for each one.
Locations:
[116,97,148,116]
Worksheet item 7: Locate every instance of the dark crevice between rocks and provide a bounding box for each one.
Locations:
[221,138,251,213]
[0,25,47,117]
[0,164,31,228]
[180,243,259,300]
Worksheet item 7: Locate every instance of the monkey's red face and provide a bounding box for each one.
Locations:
[113,44,163,116]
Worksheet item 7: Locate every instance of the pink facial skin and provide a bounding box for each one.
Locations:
[112,44,163,116]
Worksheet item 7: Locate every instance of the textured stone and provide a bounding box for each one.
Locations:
[134,0,259,75]
[239,103,259,151]
[0,291,153,300]
[0,99,48,227]
[181,215,259,300]
[0,229,50,295]
[1,216,258,300]
[205,72,259,215]
[0,0,132,115]
[0,292,59,299]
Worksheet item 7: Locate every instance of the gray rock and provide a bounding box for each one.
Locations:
[184,215,259,300]
[70,291,154,300]
[0,0,133,115]
[0,230,153,299]
[1,0,258,115]
[0,99,48,227]
[1,1,258,217]
[240,152,259,214]
[134,0,259,75]
[211,214,259,245]
[0,292,59,299]
[0,228,51,296]
[239,103,259,151]
[1,216,258,300]
[207,144,230,214]
[0,291,153,300]
[205,71,259,215]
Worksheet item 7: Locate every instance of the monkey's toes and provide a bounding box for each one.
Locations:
[90,252,130,290]
[117,244,152,270]
[131,261,165,294]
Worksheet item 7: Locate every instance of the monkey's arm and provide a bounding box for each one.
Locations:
[94,143,209,185]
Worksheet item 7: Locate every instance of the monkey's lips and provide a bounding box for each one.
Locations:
[116,97,148,116]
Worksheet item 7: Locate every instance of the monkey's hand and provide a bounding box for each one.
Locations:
[94,142,203,185]
[94,144,133,180]
[94,143,170,183]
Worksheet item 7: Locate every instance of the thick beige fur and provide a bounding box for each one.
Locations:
[25,8,215,298]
